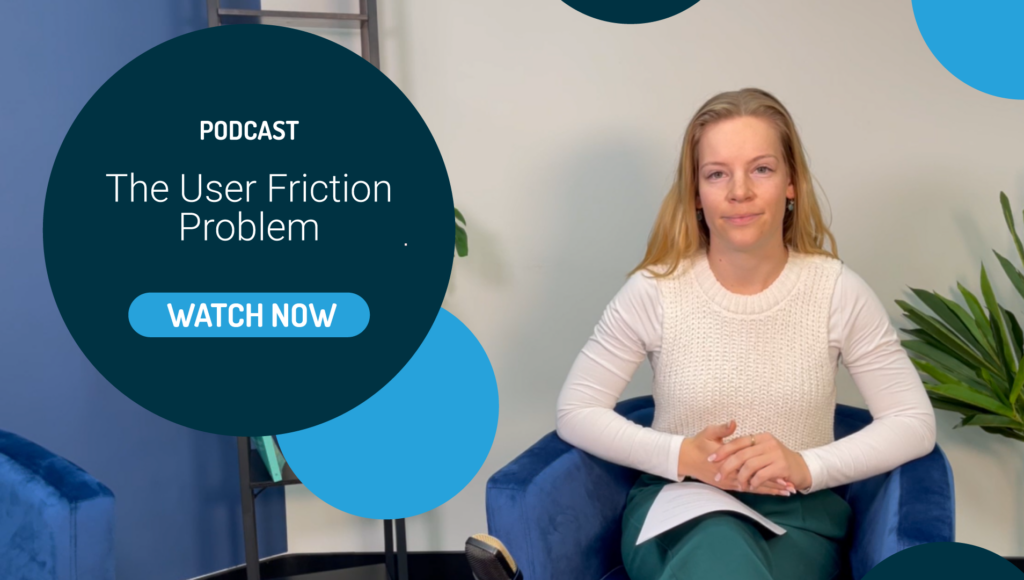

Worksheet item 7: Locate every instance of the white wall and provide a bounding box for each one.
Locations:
[269,0,1024,556]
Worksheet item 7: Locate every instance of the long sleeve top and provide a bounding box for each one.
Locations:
[555,258,936,493]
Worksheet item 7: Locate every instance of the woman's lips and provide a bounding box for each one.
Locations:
[723,213,761,225]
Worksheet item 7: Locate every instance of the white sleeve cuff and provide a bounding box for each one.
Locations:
[797,449,827,494]
[662,434,686,482]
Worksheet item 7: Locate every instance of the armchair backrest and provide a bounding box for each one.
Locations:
[0,429,115,580]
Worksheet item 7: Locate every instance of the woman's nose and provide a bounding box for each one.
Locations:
[728,174,754,201]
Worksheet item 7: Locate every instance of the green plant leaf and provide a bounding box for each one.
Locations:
[952,414,974,429]
[909,358,959,386]
[1010,359,1024,406]
[963,413,1024,429]
[979,367,1011,406]
[980,264,1017,377]
[454,207,466,225]
[959,282,997,348]
[897,301,977,359]
[455,223,468,257]
[953,414,977,429]
[897,300,1003,377]
[1003,306,1024,361]
[911,357,996,397]
[1000,191,1024,267]
[902,339,984,378]
[928,395,984,416]
[988,312,1015,382]
[994,250,1024,304]
[899,327,953,354]
[924,383,1015,418]
[981,425,1024,442]
[902,329,998,386]
[928,384,993,415]
[935,293,1000,364]
[909,287,987,357]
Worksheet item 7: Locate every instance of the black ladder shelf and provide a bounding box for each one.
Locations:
[237,437,408,580]
[207,0,380,68]
[206,3,399,575]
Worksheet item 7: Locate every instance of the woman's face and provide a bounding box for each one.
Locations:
[695,115,795,252]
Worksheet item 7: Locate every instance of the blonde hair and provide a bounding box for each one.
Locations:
[629,88,838,279]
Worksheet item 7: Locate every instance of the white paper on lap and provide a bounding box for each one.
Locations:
[637,481,787,545]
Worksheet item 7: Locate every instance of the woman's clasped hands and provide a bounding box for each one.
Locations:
[677,419,811,496]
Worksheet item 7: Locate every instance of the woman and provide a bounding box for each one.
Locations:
[554,88,936,580]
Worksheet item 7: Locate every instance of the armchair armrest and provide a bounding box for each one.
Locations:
[844,443,955,580]
[486,397,653,580]
[832,404,955,579]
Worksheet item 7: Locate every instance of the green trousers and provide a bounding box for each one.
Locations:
[621,473,852,580]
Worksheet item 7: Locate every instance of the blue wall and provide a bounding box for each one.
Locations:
[0,2,286,579]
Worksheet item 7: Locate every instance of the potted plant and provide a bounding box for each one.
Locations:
[895,191,1024,568]
[896,192,1024,441]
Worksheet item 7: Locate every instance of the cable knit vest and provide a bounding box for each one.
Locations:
[651,248,844,451]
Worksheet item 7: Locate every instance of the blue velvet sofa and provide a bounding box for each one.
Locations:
[0,428,115,580]
[486,396,955,580]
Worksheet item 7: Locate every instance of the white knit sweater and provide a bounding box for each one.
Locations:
[555,248,937,494]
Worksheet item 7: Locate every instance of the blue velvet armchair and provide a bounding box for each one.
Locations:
[486,396,955,580]
[0,429,115,580]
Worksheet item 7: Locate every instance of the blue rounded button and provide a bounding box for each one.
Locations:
[128,293,369,337]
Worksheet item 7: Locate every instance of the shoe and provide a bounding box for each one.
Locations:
[465,533,523,580]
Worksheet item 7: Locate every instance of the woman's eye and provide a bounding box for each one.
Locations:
[755,166,773,174]
[708,171,723,180]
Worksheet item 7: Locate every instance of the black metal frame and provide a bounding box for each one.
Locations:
[382,519,409,580]
[237,438,261,577]
[206,0,380,69]
[208,4,392,577]
[237,437,408,580]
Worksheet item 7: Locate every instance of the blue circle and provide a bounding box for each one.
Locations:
[277,308,499,519]
[913,1,1024,99]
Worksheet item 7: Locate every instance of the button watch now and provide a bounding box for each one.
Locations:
[128,293,369,337]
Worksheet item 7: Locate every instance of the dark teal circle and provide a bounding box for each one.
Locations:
[864,542,1022,579]
[43,25,453,436]
[561,0,701,24]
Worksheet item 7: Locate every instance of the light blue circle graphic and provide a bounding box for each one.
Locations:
[912,1,1024,99]
[277,307,499,519]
